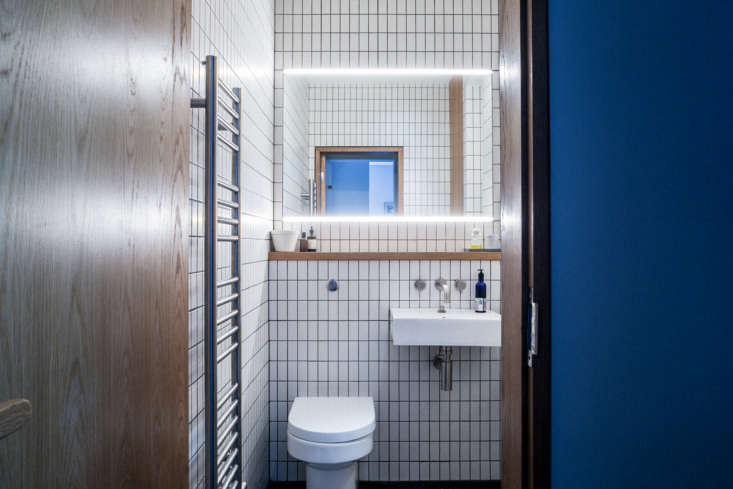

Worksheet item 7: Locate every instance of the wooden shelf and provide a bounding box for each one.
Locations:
[269,251,501,261]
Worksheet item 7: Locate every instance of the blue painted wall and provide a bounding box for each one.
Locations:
[549,1,733,487]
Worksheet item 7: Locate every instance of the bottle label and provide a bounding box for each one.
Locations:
[475,298,486,312]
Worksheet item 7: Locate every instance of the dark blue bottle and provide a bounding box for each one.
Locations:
[475,268,487,313]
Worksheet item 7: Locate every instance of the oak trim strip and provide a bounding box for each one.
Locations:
[449,76,464,215]
[269,251,501,261]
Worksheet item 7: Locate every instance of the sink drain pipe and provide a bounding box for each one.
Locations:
[433,346,454,391]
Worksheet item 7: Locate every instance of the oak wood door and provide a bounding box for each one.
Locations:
[500,0,527,487]
[0,0,190,487]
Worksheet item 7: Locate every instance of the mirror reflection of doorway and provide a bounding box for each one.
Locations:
[315,147,404,216]
[324,152,398,216]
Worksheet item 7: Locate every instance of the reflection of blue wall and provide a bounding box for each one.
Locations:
[325,159,369,215]
[326,155,397,215]
[369,162,395,215]
[550,2,733,488]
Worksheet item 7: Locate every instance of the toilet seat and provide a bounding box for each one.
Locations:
[287,397,375,443]
[287,431,373,464]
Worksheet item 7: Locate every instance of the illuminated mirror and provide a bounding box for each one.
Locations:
[279,69,494,219]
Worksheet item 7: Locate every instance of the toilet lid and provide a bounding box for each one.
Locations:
[288,397,376,443]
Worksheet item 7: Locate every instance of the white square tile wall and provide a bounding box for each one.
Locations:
[188,2,504,486]
[268,258,502,481]
[479,75,496,216]
[189,1,274,489]
[279,76,311,218]
[463,79,492,216]
[273,0,502,239]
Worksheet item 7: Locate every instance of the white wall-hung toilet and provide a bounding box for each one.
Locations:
[287,397,375,489]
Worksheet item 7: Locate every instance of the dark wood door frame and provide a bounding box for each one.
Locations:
[500,0,551,488]
[528,0,551,488]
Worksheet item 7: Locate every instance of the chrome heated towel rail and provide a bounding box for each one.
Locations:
[191,55,243,489]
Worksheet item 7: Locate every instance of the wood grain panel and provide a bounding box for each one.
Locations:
[0,0,190,487]
[500,0,527,488]
[449,77,465,215]
[269,251,502,261]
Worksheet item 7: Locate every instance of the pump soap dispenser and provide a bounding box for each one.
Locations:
[474,269,487,313]
[307,226,318,252]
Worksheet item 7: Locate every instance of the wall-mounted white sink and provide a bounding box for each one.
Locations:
[390,308,501,347]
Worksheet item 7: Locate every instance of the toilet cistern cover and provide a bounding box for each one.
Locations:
[288,397,376,443]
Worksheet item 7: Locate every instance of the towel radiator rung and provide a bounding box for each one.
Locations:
[218,80,240,104]
[217,327,239,344]
[217,416,239,445]
[217,134,240,152]
[217,343,239,363]
[217,309,238,325]
[217,450,238,485]
[218,217,239,226]
[217,399,238,428]
[217,432,239,459]
[218,199,239,209]
[218,100,239,120]
[217,117,240,136]
[217,276,239,287]
[217,383,239,411]
[218,179,239,193]
[221,464,239,489]
[216,293,238,307]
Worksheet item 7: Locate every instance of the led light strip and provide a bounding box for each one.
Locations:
[283,68,493,76]
[283,215,492,224]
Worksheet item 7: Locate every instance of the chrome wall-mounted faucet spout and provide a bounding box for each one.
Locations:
[435,278,450,313]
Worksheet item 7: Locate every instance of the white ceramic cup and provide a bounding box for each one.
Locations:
[271,230,298,251]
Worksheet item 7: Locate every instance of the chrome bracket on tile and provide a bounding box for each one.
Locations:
[454,279,467,293]
[433,346,454,391]
[414,279,426,291]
